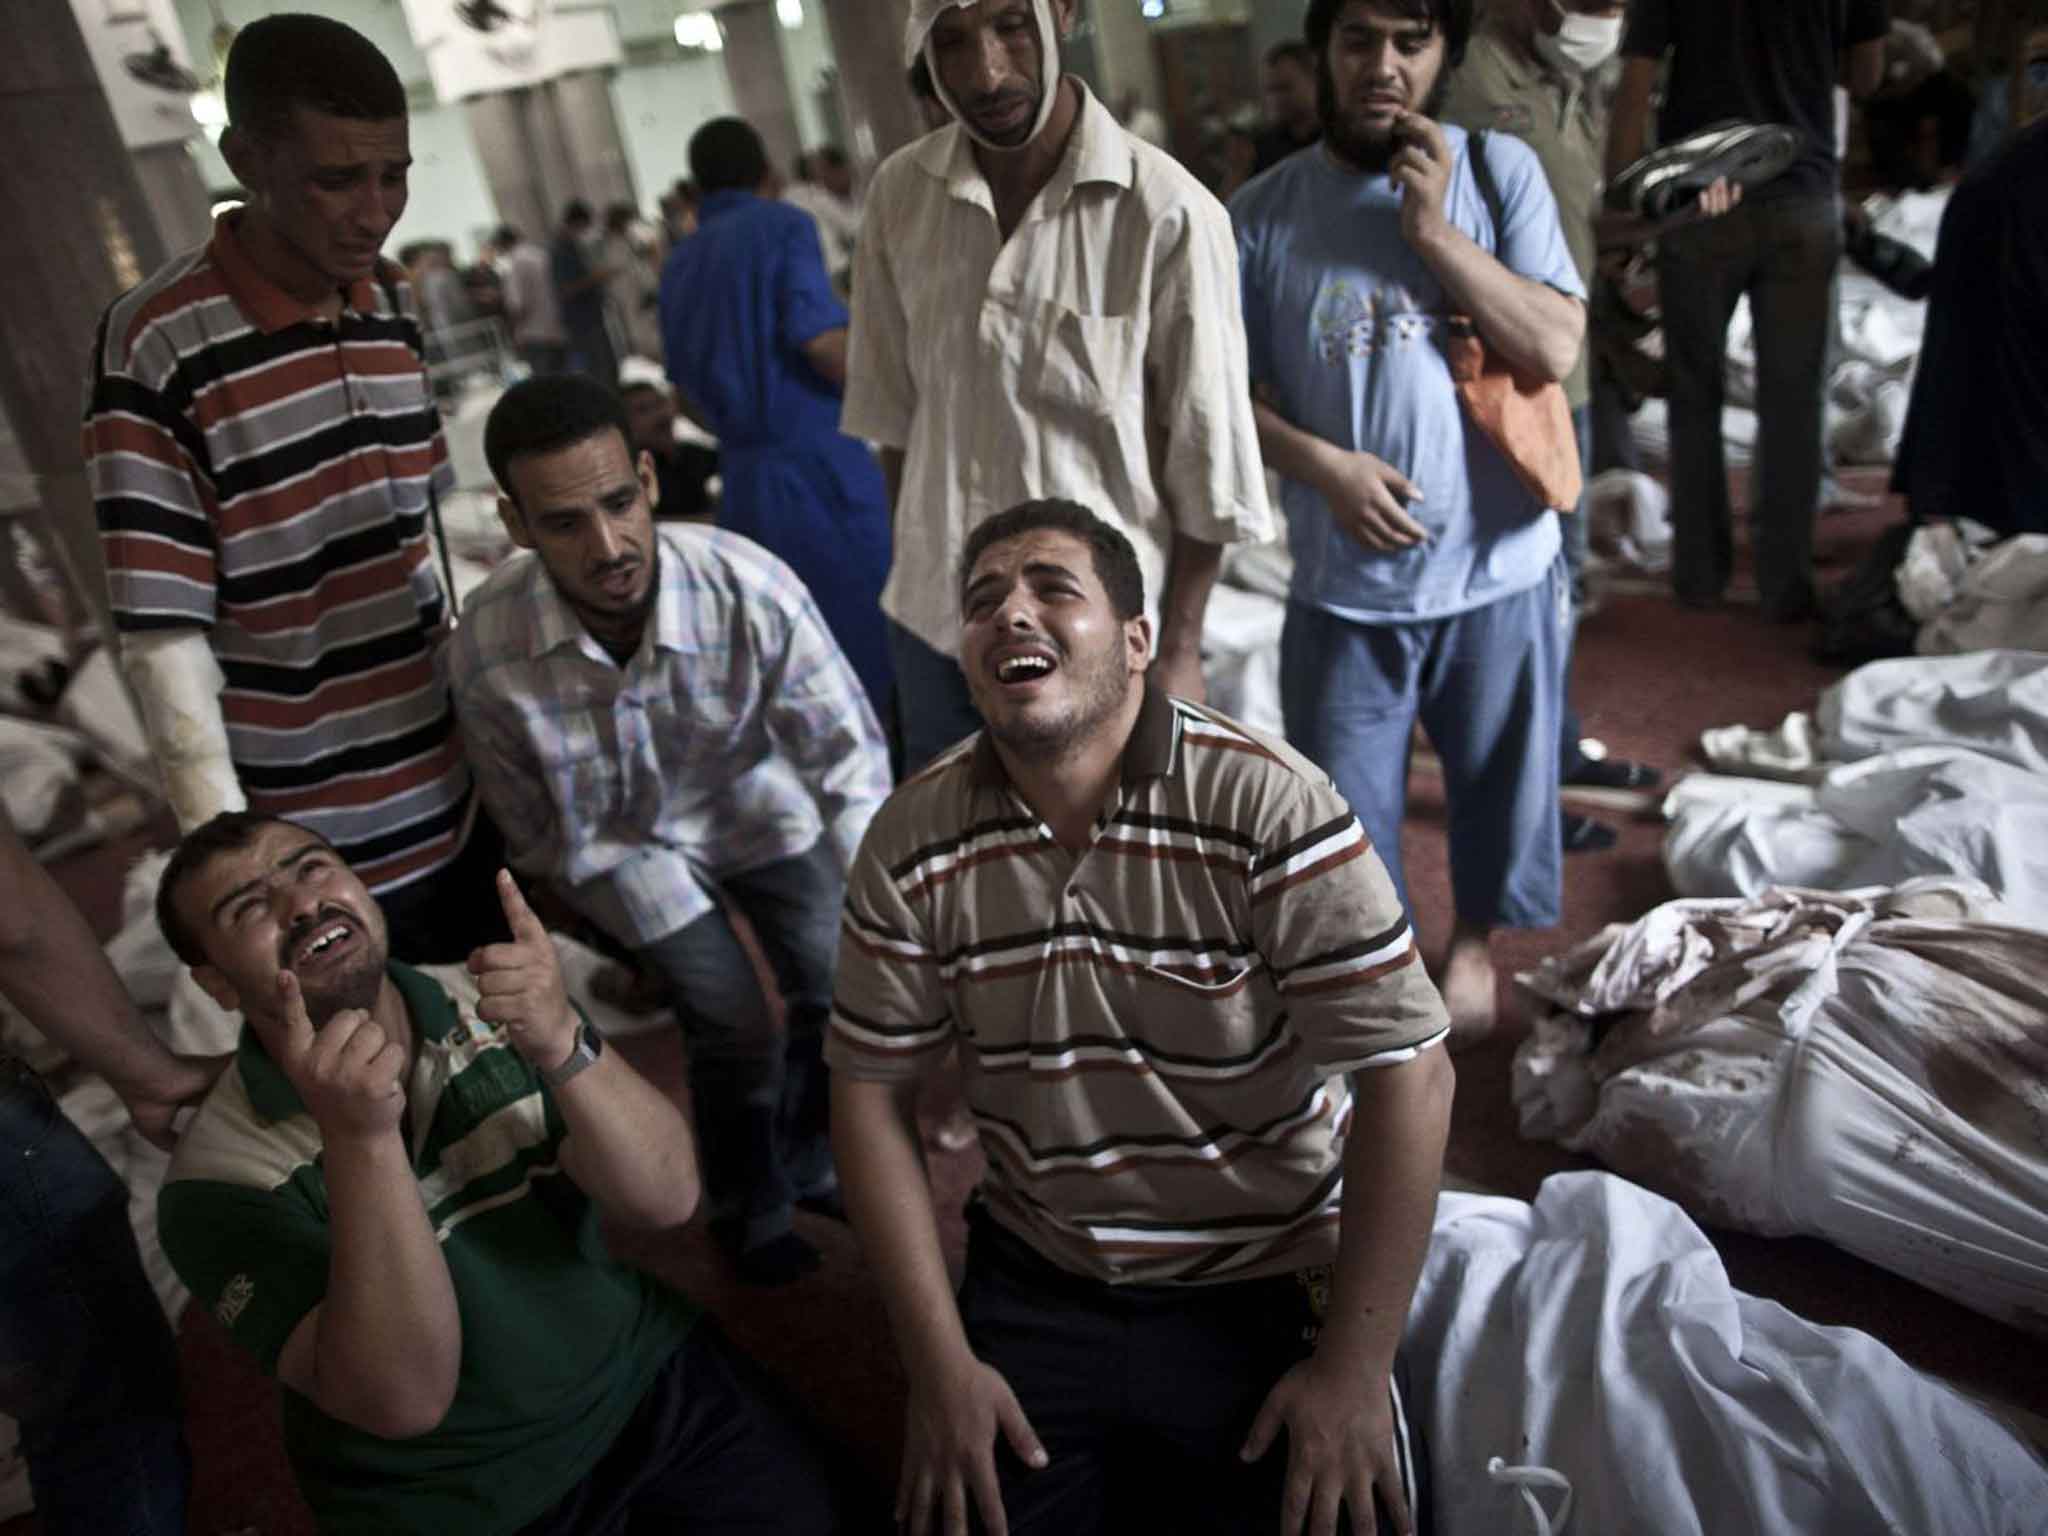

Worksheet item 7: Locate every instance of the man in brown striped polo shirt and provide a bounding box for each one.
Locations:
[829,500,1454,1536]
[83,14,500,961]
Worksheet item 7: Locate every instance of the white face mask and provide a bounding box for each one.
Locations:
[1535,1,1623,75]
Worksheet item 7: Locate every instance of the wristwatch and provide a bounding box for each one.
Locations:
[541,1019,604,1088]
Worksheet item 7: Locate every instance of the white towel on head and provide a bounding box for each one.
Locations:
[904,0,1063,151]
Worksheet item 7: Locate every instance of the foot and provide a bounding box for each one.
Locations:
[1563,756,1662,791]
[1562,812,1619,854]
[734,1230,822,1287]
[1436,930,1502,1051]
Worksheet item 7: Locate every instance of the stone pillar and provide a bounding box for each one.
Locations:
[465,91,548,240]
[549,69,638,212]
[521,81,581,226]
[1088,0,1165,120]
[720,0,804,179]
[132,140,214,254]
[819,0,920,171]
[0,0,174,649]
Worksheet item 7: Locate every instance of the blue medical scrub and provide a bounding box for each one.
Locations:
[660,190,894,715]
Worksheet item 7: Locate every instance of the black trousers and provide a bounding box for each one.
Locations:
[959,1211,1430,1536]
[519,1322,877,1535]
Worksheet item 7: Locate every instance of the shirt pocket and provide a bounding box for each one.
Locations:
[1025,304,1145,423]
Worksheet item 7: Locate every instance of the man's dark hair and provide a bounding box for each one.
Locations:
[494,223,521,248]
[618,380,665,403]
[1304,0,1473,70]
[604,201,638,233]
[958,501,1146,622]
[484,373,632,500]
[1265,39,1317,72]
[690,117,772,195]
[156,812,324,968]
[671,177,702,207]
[397,240,427,267]
[224,13,407,141]
[561,199,594,228]
[813,145,849,171]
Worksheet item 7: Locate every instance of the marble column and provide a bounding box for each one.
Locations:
[549,69,638,212]
[1087,0,1166,120]
[0,0,174,649]
[819,0,919,171]
[132,140,214,254]
[465,90,548,240]
[720,0,804,178]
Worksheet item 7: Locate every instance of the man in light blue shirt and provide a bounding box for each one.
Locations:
[1233,0,1585,1041]
[448,374,892,1285]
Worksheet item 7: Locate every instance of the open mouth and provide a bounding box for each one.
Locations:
[291,918,358,972]
[994,648,1059,689]
[594,563,641,597]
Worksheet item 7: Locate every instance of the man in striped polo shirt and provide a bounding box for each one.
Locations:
[153,813,857,1533]
[84,14,499,961]
[829,501,1453,1536]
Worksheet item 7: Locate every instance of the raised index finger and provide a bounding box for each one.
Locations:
[276,970,315,1055]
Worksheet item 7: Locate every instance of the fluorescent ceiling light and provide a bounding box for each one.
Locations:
[777,0,803,28]
[673,13,723,50]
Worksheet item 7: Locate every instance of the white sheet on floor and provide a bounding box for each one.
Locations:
[1914,535,2048,657]
[1407,1172,2048,1536]
[1510,879,2048,1335]
[1672,652,2048,913]
[1629,188,1947,474]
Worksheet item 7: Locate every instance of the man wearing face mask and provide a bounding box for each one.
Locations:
[844,0,1274,772]
[1442,2,1667,855]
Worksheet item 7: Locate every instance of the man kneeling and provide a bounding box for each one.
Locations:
[154,813,855,1533]
[829,502,1454,1536]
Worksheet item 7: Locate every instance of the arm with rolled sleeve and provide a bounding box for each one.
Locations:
[755,565,893,874]
[448,670,563,886]
[841,176,917,455]
[777,210,854,390]
[85,327,248,830]
[1146,199,1276,690]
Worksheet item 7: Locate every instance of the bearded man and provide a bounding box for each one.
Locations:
[1231,0,1587,1043]
[829,499,1454,1536]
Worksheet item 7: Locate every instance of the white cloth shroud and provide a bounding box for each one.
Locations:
[1670,650,2048,918]
[1406,1173,2048,1536]
[1511,878,2048,1334]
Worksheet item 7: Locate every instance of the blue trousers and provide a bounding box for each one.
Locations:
[887,622,985,775]
[0,1059,188,1534]
[1280,564,1566,931]
[636,842,842,1250]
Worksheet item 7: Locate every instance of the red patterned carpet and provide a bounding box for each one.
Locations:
[13,475,2045,1535]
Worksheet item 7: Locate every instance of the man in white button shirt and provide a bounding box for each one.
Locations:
[845,0,1275,769]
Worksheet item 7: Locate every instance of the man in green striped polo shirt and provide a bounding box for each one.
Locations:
[152,813,856,1533]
